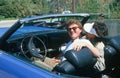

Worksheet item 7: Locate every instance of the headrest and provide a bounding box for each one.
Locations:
[104,45,117,58]
[65,48,97,69]
[108,36,120,52]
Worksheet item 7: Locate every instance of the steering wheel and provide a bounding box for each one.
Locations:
[20,35,47,61]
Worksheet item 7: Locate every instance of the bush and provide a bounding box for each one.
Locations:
[0,15,5,20]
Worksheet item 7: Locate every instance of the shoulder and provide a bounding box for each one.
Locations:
[79,38,94,47]
[73,38,90,43]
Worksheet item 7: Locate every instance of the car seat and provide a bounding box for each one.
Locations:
[53,48,97,77]
[103,36,120,75]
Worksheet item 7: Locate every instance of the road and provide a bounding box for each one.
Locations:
[0,20,17,28]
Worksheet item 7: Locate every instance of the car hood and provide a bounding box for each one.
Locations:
[0,27,10,37]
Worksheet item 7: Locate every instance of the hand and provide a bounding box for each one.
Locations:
[73,45,82,51]
[51,57,61,63]
[73,42,86,51]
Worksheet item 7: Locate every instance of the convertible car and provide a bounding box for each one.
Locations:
[0,13,120,78]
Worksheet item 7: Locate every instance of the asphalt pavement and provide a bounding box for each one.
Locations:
[0,20,17,28]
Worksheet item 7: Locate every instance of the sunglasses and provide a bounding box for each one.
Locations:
[67,27,79,31]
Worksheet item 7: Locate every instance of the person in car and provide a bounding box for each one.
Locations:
[41,19,84,67]
[71,21,108,72]
[82,21,108,71]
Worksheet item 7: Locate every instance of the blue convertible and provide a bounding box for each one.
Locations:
[0,13,120,78]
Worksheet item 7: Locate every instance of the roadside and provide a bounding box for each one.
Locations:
[0,20,17,28]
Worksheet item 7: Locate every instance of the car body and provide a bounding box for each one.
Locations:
[0,13,120,78]
[0,13,91,78]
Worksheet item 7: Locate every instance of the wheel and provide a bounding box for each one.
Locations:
[20,35,47,61]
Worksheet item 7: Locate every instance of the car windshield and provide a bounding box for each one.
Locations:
[24,17,80,27]
[22,14,88,28]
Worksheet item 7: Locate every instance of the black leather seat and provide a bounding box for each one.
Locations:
[65,48,99,76]
[53,60,76,75]
[65,48,97,69]
[103,36,120,74]
[53,48,97,76]
[107,36,120,52]
[104,35,120,62]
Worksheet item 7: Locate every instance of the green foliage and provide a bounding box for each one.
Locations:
[0,0,10,6]
[0,15,5,20]
[0,0,119,19]
[0,0,49,18]
[109,0,120,19]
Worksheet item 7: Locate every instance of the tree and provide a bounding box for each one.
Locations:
[0,0,120,19]
[109,0,120,18]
